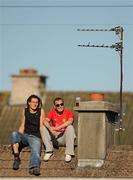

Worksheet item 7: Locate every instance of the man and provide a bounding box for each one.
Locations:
[10,94,45,176]
[40,97,76,163]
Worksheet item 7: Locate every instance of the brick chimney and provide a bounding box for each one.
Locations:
[9,69,47,105]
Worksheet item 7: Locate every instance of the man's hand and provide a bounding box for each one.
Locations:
[49,126,61,138]
[51,126,60,131]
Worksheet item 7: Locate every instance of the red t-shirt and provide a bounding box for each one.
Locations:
[46,108,74,132]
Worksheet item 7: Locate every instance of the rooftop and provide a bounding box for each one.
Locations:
[0,91,133,177]
[0,145,133,178]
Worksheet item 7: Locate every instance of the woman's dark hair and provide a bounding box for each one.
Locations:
[26,94,42,109]
[53,97,64,105]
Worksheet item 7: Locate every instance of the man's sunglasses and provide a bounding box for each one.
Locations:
[55,103,64,107]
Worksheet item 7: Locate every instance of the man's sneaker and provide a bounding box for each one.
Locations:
[65,154,72,163]
[29,167,40,176]
[43,152,53,161]
[13,158,21,170]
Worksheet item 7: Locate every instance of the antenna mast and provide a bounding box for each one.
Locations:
[77,26,124,131]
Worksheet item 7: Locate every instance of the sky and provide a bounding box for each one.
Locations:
[0,0,133,92]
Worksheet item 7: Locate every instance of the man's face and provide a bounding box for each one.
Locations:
[54,99,64,112]
[29,98,39,111]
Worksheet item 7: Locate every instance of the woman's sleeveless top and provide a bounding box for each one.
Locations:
[24,108,41,138]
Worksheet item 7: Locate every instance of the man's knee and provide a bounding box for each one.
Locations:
[65,125,75,134]
[40,126,49,134]
[11,131,18,138]
[11,131,23,145]
[11,131,20,143]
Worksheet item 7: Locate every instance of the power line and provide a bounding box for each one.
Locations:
[0,23,133,26]
[0,5,133,8]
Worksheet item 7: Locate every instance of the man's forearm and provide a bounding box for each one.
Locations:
[55,119,73,131]
[44,120,52,131]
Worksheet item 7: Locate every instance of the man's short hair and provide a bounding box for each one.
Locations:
[53,97,64,105]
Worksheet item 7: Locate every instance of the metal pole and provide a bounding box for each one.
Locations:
[119,27,124,130]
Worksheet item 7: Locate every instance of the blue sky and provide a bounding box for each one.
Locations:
[0,0,133,92]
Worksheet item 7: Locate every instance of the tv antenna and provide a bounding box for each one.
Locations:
[77,26,124,131]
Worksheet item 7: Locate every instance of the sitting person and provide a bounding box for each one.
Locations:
[40,97,76,163]
[10,94,45,176]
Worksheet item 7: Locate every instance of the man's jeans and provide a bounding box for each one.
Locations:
[11,131,41,169]
[40,125,76,155]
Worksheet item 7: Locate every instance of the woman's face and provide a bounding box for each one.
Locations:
[28,98,39,111]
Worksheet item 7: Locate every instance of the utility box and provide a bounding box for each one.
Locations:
[74,101,119,168]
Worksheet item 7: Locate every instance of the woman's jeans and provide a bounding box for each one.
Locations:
[11,131,42,169]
